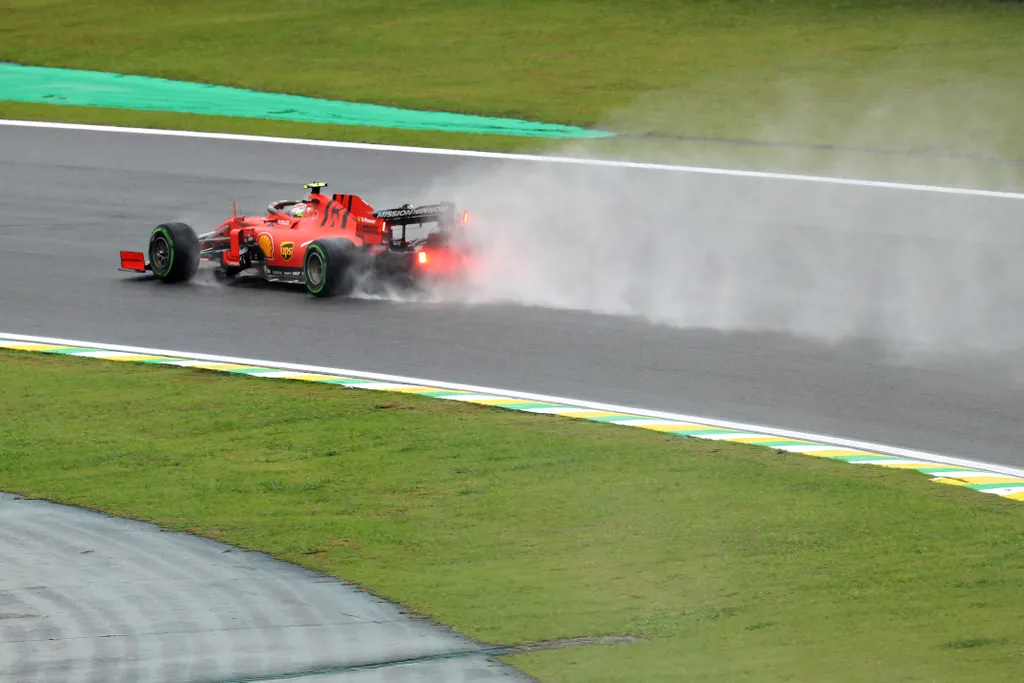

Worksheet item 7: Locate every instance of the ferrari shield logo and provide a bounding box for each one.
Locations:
[280,241,295,261]
[256,233,274,257]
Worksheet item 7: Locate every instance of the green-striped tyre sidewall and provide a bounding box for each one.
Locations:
[149,226,175,279]
[304,244,327,295]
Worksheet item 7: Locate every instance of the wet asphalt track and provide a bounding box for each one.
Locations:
[1,123,1023,682]
[1,124,1022,466]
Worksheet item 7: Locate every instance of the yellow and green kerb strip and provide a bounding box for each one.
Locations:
[4,337,1023,504]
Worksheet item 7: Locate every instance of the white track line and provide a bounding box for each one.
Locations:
[3,331,1022,480]
[2,119,1023,200]
[2,121,1019,477]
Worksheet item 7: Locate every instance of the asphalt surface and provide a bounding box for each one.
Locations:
[1,124,1022,466]
[2,123,1023,683]
[0,493,527,683]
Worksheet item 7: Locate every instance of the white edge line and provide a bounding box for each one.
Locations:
[4,331,1023,480]
[2,119,1023,200]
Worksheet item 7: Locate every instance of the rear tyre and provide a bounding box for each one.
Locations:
[149,222,200,283]
[304,238,356,297]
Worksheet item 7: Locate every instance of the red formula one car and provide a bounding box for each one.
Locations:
[119,182,472,296]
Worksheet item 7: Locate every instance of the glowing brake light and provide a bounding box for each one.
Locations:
[417,251,429,264]
[460,210,471,225]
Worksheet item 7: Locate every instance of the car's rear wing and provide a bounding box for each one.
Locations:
[373,202,467,228]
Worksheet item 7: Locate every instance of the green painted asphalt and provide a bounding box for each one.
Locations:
[0,62,615,138]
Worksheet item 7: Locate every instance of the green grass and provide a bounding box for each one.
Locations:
[0,101,546,154]
[4,100,1023,194]
[2,1,1024,189]
[2,350,1023,682]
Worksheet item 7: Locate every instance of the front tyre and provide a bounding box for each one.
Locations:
[303,238,355,297]
[149,222,200,283]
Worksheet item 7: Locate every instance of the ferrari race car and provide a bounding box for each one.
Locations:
[119,182,472,297]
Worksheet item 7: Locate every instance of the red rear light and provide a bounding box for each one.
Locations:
[417,251,429,265]
[460,210,471,225]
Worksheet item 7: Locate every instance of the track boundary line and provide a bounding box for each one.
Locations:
[3,331,1023,502]
[2,119,1023,200]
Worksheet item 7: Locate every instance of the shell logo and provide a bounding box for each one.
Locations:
[256,233,274,257]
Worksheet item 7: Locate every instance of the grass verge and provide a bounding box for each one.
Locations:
[0,101,547,154]
[2,350,1023,682]
[2,1,1024,189]
[5,100,1023,193]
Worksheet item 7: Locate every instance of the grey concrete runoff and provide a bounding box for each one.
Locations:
[0,493,531,683]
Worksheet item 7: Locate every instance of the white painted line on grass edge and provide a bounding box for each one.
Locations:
[3,330,1022,480]
[2,119,1023,200]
